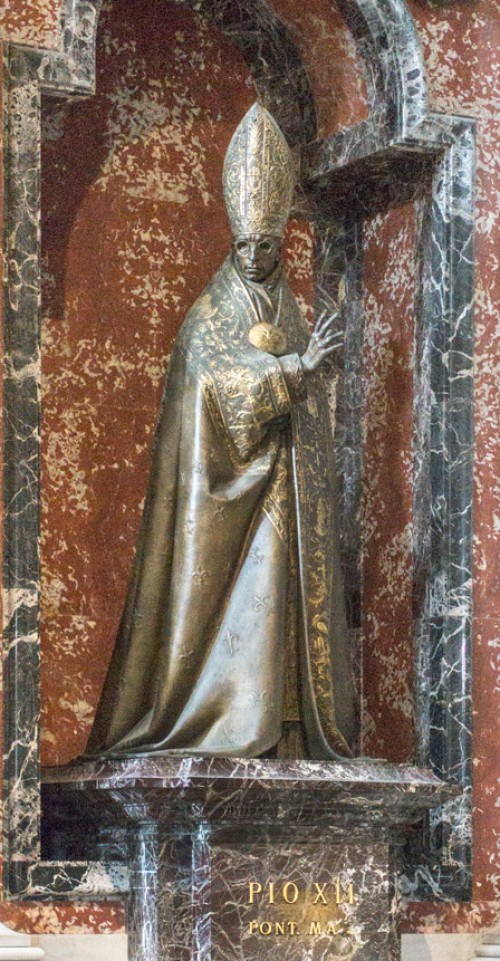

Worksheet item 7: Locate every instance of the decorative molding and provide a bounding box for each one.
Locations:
[0,923,44,961]
[475,937,500,958]
[335,0,428,135]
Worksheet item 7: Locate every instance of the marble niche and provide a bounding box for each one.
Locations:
[1,0,474,959]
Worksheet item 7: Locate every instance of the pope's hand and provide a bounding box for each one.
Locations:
[301,311,342,374]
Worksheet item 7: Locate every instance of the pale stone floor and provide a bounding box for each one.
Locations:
[401,934,479,960]
[31,933,481,960]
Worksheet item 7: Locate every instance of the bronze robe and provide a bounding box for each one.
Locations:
[87,256,356,759]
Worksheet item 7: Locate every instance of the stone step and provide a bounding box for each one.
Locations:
[476,940,500,958]
[0,924,44,960]
[0,951,45,960]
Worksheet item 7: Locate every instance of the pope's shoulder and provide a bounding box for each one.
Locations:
[176,256,234,345]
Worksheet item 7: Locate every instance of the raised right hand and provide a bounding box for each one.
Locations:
[301,311,343,374]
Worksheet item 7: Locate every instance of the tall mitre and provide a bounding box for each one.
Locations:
[223,103,295,238]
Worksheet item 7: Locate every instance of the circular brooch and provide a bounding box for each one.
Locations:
[248,322,287,356]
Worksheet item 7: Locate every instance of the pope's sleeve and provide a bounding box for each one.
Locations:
[200,350,307,462]
[278,353,307,404]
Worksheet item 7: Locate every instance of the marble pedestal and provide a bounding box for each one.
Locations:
[43,759,455,961]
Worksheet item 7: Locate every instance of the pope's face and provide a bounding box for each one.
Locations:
[233,234,282,282]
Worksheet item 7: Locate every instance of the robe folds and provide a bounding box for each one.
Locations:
[86,256,357,759]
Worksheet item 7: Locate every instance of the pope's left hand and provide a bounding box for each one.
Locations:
[301,311,343,374]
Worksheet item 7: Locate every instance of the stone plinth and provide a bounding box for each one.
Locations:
[42,758,456,961]
[476,940,500,957]
[0,924,44,961]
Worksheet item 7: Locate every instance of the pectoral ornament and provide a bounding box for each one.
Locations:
[248,322,287,356]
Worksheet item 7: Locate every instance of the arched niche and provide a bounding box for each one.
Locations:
[2,0,474,907]
[39,0,321,770]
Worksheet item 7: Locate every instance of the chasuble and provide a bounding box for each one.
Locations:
[86,104,357,760]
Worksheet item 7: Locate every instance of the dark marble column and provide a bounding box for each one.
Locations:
[127,824,160,961]
[126,823,196,961]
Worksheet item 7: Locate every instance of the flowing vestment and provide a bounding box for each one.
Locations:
[86,256,356,759]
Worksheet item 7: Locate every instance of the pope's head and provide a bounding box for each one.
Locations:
[223,105,294,270]
[233,234,282,282]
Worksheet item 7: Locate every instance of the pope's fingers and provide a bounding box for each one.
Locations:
[314,310,334,333]
[318,331,342,347]
[315,312,330,332]
[316,317,338,339]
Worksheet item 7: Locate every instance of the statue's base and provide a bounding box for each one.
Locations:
[42,757,455,961]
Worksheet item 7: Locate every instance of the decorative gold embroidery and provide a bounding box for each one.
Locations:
[292,374,353,757]
[181,255,352,756]
[201,377,245,470]
[186,262,295,462]
[262,442,289,543]
[223,104,295,238]
[280,354,307,403]
[267,363,291,417]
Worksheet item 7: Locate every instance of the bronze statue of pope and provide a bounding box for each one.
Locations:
[86,104,357,760]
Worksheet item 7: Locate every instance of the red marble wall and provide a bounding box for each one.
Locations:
[39,0,252,766]
[0,0,60,49]
[269,0,368,137]
[361,203,416,762]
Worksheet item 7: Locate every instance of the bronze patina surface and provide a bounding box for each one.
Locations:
[86,105,356,760]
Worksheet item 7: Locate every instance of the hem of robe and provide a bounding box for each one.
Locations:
[84,256,357,763]
[82,731,283,760]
